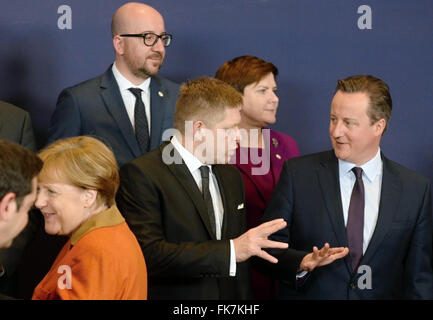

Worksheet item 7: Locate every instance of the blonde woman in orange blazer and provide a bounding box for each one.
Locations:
[32,136,147,300]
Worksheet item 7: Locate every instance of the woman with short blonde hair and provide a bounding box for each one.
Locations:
[32,136,147,300]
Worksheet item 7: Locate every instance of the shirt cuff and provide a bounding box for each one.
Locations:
[296,270,308,279]
[229,240,236,277]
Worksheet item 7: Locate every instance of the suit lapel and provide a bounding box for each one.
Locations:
[149,77,166,150]
[362,155,401,265]
[317,152,347,246]
[316,152,352,274]
[100,68,141,157]
[163,143,217,240]
[268,130,291,191]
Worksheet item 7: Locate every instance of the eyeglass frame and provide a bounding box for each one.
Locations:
[119,32,172,47]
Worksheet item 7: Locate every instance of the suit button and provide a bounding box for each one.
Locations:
[350,282,356,289]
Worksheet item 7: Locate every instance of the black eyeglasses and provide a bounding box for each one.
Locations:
[120,32,172,47]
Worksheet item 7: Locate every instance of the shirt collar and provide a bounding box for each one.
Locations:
[112,62,151,93]
[70,205,125,246]
[338,148,382,183]
[170,135,208,174]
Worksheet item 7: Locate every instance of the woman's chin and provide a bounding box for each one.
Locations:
[44,223,59,236]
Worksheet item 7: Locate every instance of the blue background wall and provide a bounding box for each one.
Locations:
[1,0,432,183]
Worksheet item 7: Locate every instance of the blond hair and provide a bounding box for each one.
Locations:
[38,136,119,206]
[174,77,243,134]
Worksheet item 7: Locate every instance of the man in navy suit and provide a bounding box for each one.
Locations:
[262,75,433,299]
[48,2,179,167]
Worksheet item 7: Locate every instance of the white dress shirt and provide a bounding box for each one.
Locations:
[171,136,237,276]
[338,148,383,254]
[111,62,151,133]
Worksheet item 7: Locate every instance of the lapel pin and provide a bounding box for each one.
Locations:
[237,203,244,210]
[158,91,164,97]
[276,154,282,160]
[272,138,278,148]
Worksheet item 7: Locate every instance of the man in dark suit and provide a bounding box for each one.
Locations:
[47,2,179,167]
[0,139,42,299]
[262,75,433,299]
[0,103,38,297]
[0,101,36,151]
[116,77,348,299]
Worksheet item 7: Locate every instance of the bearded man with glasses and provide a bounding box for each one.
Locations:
[48,2,180,167]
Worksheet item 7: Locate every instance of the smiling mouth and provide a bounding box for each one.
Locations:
[42,212,56,219]
[335,141,348,146]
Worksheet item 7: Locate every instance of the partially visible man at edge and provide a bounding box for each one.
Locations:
[0,139,42,299]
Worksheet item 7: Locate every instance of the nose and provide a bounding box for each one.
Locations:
[34,190,47,209]
[152,36,166,53]
[330,120,344,139]
[270,90,279,105]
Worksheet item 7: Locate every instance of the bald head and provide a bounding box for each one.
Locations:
[111,2,164,37]
[111,2,167,83]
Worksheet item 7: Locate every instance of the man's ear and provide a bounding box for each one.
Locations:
[375,118,386,136]
[82,189,98,208]
[0,193,17,221]
[113,35,125,55]
[193,120,205,141]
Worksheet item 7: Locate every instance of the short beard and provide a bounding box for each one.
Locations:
[125,54,164,80]
[133,63,162,79]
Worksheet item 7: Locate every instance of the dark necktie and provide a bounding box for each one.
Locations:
[199,165,217,237]
[346,167,365,273]
[128,88,150,154]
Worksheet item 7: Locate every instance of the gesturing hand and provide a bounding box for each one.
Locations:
[299,243,349,272]
[233,218,289,263]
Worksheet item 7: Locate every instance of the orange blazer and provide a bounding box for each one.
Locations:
[32,206,147,300]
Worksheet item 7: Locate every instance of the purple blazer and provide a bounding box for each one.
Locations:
[231,129,299,299]
[232,129,300,229]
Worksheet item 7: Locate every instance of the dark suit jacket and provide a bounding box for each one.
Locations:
[116,142,251,299]
[47,66,180,167]
[0,101,36,151]
[262,150,433,299]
